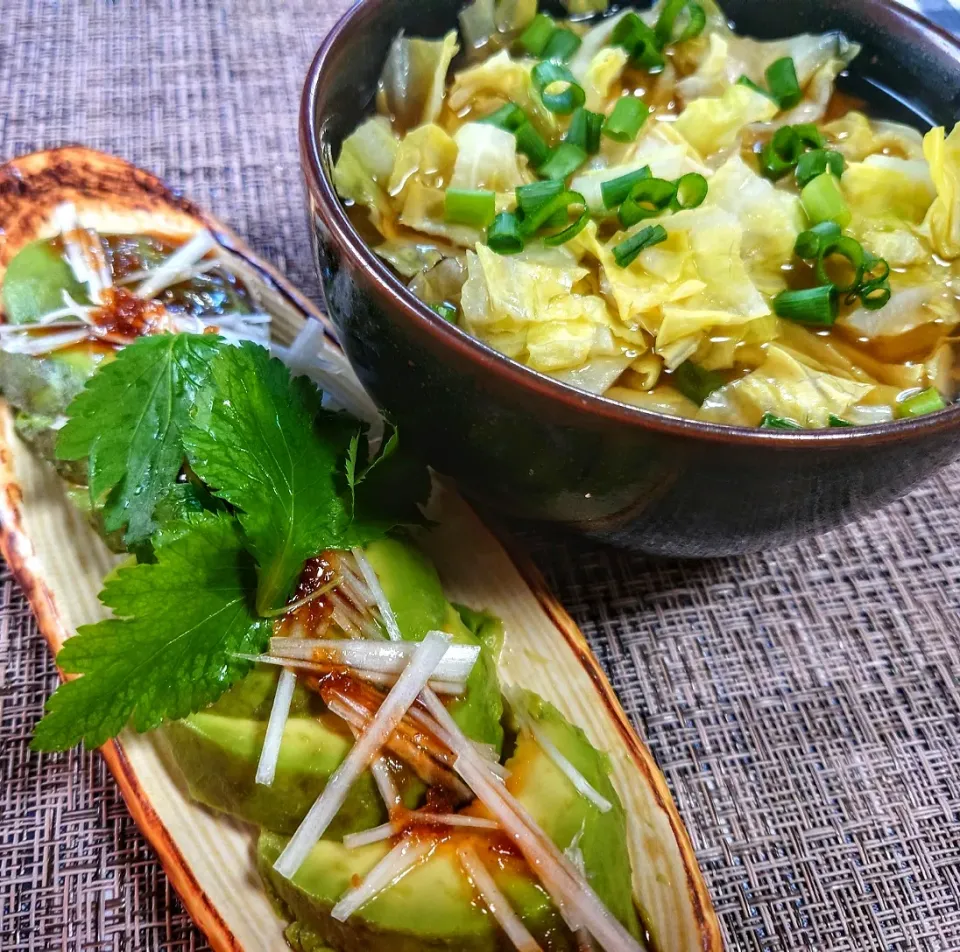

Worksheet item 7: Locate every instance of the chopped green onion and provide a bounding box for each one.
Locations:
[431,302,458,323]
[544,206,590,246]
[793,123,825,149]
[760,412,804,430]
[828,414,852,427]
[600,166,652,209]
[532,61,586,114]
[760,126,802,180]
[519,13,557,56]
[515,121,552,167]
[444,188,496,228]
[613,224,668,268]
[794,221,842,259]
[482,103,527,132]
[518,189,585,237]
[516,179,564,217]
[487,212,525,255]
[795,149,845,187]
[655,0,707,47]
[566,107,604,154]
[672,172,708,210]
[896,387,946,418]
[612,13,665,70]
[765,57,802,110]
[859,279,892,309]
[861,253,890,286]
[801,172,851,227]
[619,177,677,228]
[538,142,587,180]
[672,361,726,406]
[542,28,582,62]
[772,286,837,326]
[602,96,650,143]
[815,235,865,293]
[737,75,772,99]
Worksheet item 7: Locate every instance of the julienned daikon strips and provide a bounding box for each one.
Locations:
[335,0,960,430]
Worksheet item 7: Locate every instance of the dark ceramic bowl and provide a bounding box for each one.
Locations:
[301,0,960,557]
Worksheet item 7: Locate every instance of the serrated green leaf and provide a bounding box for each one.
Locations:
[31,514,269,752]
[183,343,429,615]
[56,333,223,545]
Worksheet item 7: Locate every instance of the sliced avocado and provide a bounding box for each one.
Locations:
[259,691,640,951]
[163,666,416,836]
[2,238,90,325]
[365,537,504,752]
[258,834,567,952]
[505,690,641,939]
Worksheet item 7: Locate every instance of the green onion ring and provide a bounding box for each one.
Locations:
[815,235,866,293]
[532,61,585,115]
[619,177,678,228]
[519,189,586,238]
[672,172,708,210]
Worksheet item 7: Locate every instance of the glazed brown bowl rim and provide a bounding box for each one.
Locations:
[301,0,960,450]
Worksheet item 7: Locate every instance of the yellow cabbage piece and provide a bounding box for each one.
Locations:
[842,155,936,224]
[375,240,443,278]
[922,123,960,259]
[700,345,875,426]
[399,181,484,248]
[824,111,925,161]
[552,356,636,395]
[837,283,957,339]
[580,46,629,112]
[848,217,928,268]
[460,244,624,373]
[387,124,458,200]
[568,9,631,81]
[673,85,777,155]
[608,385,700,418]
[332,116,399,225]
[495,0,537,32]
[379,31,460,131]
[450,122,526,191]
[449,50,558,136]
[706,154,806,294]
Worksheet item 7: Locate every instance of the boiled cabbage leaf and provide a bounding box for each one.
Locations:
[400,181,485,247]
[837,283,956,339]
[673,84,777,155]
[375,240,444,278]
[607,385,700,418]
[700,345,875,426]
[379,31,459,131]
[332,116,399,225]
[705,154,805,293]
[552,356,635,395]
[842,155,936,224]
[449,50,559,136]
[388,123,459,200]
[450,122,526,191]
[580,47,630,113]
[922,123,960,259]
[495,0,537,32]
[569,9,631,83]
[824,111,925,162]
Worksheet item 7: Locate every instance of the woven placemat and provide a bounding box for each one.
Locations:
[1,2,959,950]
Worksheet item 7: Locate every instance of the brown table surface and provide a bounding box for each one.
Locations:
[1,2,959,950]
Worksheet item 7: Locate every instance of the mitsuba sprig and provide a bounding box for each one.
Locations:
[32,337,429,751]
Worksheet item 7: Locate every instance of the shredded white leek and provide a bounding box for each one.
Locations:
[273,631,452,879]
[330,836,436,922]
[135,229,217,299]
[255,667,297,786]
[0,327,91,356]
[233,653,466,695]
[343,813,499,850]
[269,638,479,681]
[458,844,544,952]
[54,202,112,303]
[352,547,405,642]
[350,724,402,812]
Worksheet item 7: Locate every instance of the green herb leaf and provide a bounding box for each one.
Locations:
[31,514,269,751]
[55,333,222,546]
[183,344,428,614]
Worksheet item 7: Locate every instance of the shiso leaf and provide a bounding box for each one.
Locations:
[31,514,270,752]
[55,333,222,546]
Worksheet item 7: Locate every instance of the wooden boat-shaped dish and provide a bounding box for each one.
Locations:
[0,147,722,952]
